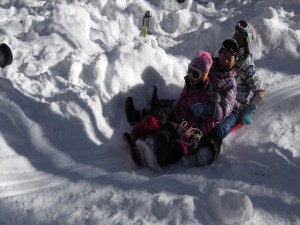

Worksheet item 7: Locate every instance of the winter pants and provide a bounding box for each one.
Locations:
[211,111,239,140]
[130,114,189,167]
[149,122,187,167]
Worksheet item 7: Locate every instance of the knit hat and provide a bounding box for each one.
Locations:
[218,38,239,56]
[234,19,256,48]
[0,43,13,68]
[189,50,213,74]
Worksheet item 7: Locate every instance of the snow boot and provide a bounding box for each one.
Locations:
[199,135,223,161]
[145,85,175,112]
[125,97,142,126]
[145,85,158,114]
[182,147,213,167]
[125,86,172,126]
[122,132,143,166]
[135,138,162,172]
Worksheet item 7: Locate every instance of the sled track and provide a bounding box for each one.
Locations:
[257,78,300,116]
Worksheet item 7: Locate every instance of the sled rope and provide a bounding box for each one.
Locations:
[180,121,202,146]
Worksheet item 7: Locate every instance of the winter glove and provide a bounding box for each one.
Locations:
[192,103,209,117]
[210,92,221,103]
[241,104,256,125]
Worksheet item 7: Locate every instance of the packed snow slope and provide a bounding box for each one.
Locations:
[0,0,300,224]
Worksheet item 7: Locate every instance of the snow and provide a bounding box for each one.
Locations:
[207,188,253,225]
[0,0,300,224]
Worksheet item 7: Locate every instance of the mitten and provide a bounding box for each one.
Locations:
[241,104,256,125]
[192,103,209,117]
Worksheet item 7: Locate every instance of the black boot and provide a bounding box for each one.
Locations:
[122,132,143,166]
[146,85,158,114]
[199,135,223,163]
[139,85,159,121]
[125,97,142,126]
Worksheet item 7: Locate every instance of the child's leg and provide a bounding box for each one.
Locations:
[155,140,187,166]
[125,86,175,126]
[212,112,239,140]
[125,97,142,126]
[131,115,160,140]
[130,120,184,167]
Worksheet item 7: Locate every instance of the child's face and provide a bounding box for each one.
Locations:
[219,49,237,68]
[187,65,208,86]
[189,75,201,86]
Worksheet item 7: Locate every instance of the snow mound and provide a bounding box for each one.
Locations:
[208,187,253,225]
[128,193,197,225]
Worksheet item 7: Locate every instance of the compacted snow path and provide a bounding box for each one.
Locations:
[0,0,299,224]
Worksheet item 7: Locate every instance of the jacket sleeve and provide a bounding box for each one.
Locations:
[208,83,237,122]
[248,73,265,109]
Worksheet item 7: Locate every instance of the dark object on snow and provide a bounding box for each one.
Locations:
[198,135,223,163]
[177,0,186,3]
[125,85,159,126]
[125,97,142,126]
[122,132,143,166]
[0,43,13,68]
[142,11,152,36]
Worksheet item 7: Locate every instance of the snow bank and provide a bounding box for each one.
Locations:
[0,0,300,225]
[208,188,253,225]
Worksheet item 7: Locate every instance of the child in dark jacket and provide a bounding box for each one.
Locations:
[123,39,239,170]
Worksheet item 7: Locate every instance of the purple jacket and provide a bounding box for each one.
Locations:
[172,59,237,135]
